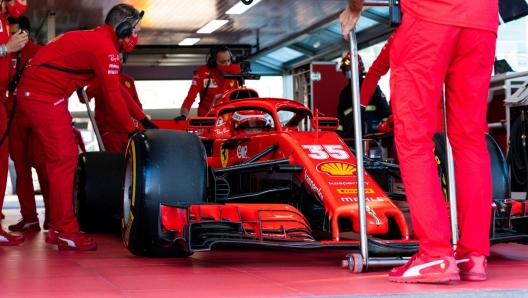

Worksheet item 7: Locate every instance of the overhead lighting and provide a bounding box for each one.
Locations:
[226,0,261,14]
[179,38,200,46]
[197,20,229,34]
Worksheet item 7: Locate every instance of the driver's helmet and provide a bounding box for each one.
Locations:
[232,110,272,134]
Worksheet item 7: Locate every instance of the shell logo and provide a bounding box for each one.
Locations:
[125,81,131,88]
[317,162,356,177]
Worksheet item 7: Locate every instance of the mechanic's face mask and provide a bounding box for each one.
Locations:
[6,0,26,18]
[121,34,138,53]
[346,71,352,79]
[217,64,232,73]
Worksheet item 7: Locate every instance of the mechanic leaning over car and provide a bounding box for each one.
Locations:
[336,52,391,138]
[16,3,147,251]
[5,14,52,234]
[85,50,158,152]
[175,45,242,121]
[340,0,497,283]
[360,32,445,133]
[0,0,29,246]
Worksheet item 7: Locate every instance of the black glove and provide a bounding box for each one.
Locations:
[128,128,139,139]
[174,115,186,124]
[140,117,159,129]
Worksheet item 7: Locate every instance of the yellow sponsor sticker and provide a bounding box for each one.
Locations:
[337,188,374,194]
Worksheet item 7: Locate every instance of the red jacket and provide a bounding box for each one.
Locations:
[181,63,241,116]
[360,34,392,107]
[17,24,136,134]
[402,0,498,33]
[6,39,43,115]
[0,13,12,101]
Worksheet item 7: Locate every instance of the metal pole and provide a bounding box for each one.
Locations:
[442,88,459,248]
[76,87,105,152]
[364,0,390,6]
[349,30,369,270]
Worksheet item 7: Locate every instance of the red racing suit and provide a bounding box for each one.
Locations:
[390,0,498,258]
[6,39,49,223]
[17,24,137,236]
[181,63,241,116]
[85,72,145,152]
[0,12,12,216]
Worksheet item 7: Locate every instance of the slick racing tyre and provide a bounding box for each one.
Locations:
[74,152,125,233]
[433,132,508,202]
[121,130,208,258]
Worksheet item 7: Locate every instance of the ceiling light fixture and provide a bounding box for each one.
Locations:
[179,38,200,46]
[226,0,261,14]
[197,20,229,34]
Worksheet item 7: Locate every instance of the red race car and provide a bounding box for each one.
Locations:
[74,73,528,261]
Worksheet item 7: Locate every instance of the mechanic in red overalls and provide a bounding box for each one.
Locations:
[5,15,51,233]
[85,52,157,153]
[175,45,241,121]
[0,0,29,246]
[17,4,145,251]
[340,0,497,283]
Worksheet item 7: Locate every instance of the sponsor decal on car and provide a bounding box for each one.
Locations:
[214,127,230,135]
[304,171,323,201]
[328,181,370,185]
[340,197,384,203]
[237,145,248,159]
[317,162,357,177]
[302,145,349,160]
[337,188,374,194]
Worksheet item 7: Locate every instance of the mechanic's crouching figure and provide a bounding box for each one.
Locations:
[336,52,391,139]
[16,3,146,251]
[175,45,242,122]
[0,0,30,246]
[340,0,496,283]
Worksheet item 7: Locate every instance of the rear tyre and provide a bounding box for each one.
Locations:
[74,152,125,233]
[121,130,208,257]
[433,132,508,201]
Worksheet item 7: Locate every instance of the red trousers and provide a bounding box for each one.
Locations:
[101,131,129,152]
[9,113,50,222]
[0,103,9,214]
[18,98,79,236]
[390,15,495,257]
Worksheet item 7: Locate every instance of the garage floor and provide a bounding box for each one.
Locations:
[2,207,528,297]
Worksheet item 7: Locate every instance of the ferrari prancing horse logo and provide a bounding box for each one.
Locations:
[221,148,228,167]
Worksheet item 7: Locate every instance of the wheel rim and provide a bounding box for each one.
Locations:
[123,154,133,224]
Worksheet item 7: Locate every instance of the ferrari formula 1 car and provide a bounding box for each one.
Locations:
[74,73,528,260]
